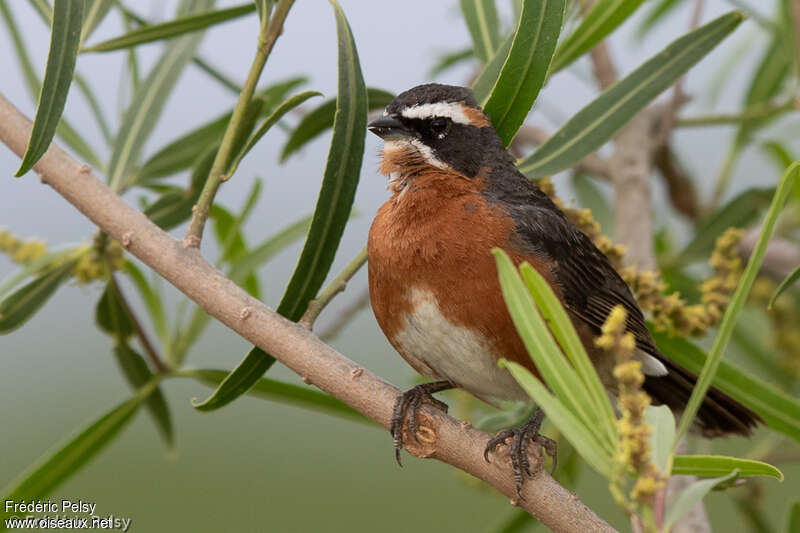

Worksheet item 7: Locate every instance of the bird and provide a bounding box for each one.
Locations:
[366,83,761,493]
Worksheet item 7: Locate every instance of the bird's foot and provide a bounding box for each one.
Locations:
[390,381,453,466]
[483,408,557,497]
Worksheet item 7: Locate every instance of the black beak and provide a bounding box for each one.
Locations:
[368,116,408,139]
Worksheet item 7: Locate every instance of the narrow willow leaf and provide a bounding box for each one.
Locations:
[429,47,474,77]
[79,0,114,46]
[227,214,312,282]
[460,0,501,64]
[226,90,322,177]
[655,332,800,443]
[194,0,368,412]
[0,248,78,299]
[664,470,739,530]
[95,282,134,339]
[113,344,173,446]
[124,261,168,344]
[0,0,102,169]
[482,0,564,146]
[769,265,800,309]
[672,455,783,480]
[786,501,800,533]
[107,0,214,191]
[675,162,800,444]
[677,187,774,265]
[138,76,306,181]
[0,383,156,510]
[636,0,681,39]
[519,11,744,178]
[82,3,254,53]
[280,87,392,162]
[646,405,675,474]
[503,360,613,476]
[186,369,369,424]
[494,250,615,453]
[15,0,85,176]
[519,263,616,436]
[73,73,113,144]
[472,32,514,105]
[550,0,646,74]
[0,259,77,334]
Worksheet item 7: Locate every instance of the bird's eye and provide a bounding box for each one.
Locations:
[430,117,448,135]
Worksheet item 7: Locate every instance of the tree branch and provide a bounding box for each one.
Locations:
[0,92,616,533]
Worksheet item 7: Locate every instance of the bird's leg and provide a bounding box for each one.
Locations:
[390,380,454,465]
[483,408,557,497]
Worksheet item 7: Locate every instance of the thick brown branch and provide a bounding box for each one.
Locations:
[0,92,615,533]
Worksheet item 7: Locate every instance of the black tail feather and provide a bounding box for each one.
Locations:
[643,357,762,437]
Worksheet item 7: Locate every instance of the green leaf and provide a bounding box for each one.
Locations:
[73,73,113,144]
[655,332,800,444]
[664,470,740,530]
[503,360,613,476]
[786,501,800,533]
[429,47,474,77]
[675,162,800,444]
[138,76,306,181]
[494,250,616,454]
[185,369,369,424]
[519,262,617,437]
[676,187,774,265]
[80,0,114,46]
[280,87,392,162]
[226,90,322,177]
[460,0,501,64]
[0,259,77,334]
[482,0,565,146]
[227,214,312,283]
[0,0,102,170]
[672,455,783,481]
[770,265,800,309]
[472,32,514,105]
[113,344,173,446]
[550,0,646,74]
[15,0,85,176]
[636,0,681,40]
[124,261,168,344]
[0,247,78,299]
[95,282,134,340]
[83,3,254,53]
[193,0,367,412]
[518,11,744,178]
[0,382,157,512]
[645,405,675,474]
[106,0,215,191]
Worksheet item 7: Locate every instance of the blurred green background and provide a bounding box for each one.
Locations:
[2,1,799,531]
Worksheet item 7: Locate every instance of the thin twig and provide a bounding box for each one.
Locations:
[676,100,794,127]
[184,0,295,248]
[300,246,368,330]
[319,287,370,342]
[110,269,170,374]
[0,91,616,533]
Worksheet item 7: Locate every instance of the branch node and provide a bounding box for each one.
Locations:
[510,498,521,507]
[240,306,253,320]
[121,232,133,248]
[350,367,363,379]
[182,235,201,249]
[460,420,472,430]
[301,375,313,385]
[38,172,48,184]
[79,164,91,174]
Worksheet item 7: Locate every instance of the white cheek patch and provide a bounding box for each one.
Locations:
[636,350,668,377]
[383,139,450,169]
[401,102,472,125]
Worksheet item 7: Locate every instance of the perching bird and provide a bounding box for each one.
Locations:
[366,83,760,491]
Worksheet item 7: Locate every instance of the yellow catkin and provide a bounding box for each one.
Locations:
[0,229,48,265]
[750,277,800,377]
[597,306,663,509]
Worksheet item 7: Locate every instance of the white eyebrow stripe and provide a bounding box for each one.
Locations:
[401,102,472,125]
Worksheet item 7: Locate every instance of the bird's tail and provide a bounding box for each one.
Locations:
[642,357,762,437]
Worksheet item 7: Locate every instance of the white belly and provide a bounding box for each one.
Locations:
[393,288,529,402]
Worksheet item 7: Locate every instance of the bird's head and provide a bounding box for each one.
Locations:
[368,84,510,183]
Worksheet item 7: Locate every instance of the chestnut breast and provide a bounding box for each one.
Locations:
[368,167,553,402]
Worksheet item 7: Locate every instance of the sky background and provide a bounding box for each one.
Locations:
[1,1,798,531]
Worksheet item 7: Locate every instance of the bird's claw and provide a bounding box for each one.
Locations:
[390,381,452,466]
[483,408,557,498]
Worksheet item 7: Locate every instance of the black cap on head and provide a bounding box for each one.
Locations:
[385,84,479,116]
